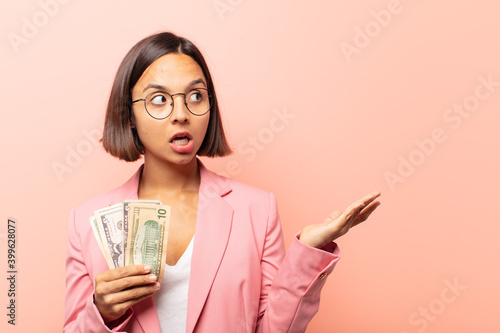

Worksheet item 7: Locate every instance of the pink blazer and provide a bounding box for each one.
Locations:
[64,159,340,333]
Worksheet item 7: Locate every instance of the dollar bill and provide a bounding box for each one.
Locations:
[94,203,125,268]
[89,215,113,268]
[125,203,171,282]
[123,200,162,266]
[89,200,169,273]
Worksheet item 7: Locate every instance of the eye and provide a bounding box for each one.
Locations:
[150,93,169,106]
[188,90,203,103]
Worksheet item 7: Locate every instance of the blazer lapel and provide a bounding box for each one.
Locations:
[186,160,234,333]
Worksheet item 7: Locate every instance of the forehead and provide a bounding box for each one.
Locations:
[135,53,206,90]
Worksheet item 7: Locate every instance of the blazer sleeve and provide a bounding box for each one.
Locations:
[63,208,134,333]
[256,193,341,333]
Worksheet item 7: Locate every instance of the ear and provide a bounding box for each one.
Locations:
[129,112,136,129]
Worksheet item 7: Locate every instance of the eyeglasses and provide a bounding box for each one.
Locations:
[131,88,212,119]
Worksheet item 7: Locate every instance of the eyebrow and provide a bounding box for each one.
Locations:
[142,78,207,93]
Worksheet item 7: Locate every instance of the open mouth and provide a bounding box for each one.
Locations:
[169,132,194,153]
[170,136,190,146]
[170,132,192,145]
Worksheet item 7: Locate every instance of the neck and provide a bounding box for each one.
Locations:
[138,155,201,198]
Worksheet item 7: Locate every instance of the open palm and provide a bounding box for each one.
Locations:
[299,192,381,249]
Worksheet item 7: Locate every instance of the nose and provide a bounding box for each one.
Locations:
[169,94,189,123]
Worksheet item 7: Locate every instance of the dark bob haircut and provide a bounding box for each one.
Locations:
[101,32,232,161]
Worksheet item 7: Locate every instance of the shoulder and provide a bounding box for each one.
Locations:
[202,165,277,214]
[227,177,274,202]
[227,178,279,221]
[200,161,273,198]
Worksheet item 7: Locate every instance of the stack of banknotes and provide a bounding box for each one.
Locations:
[90,200,171,282]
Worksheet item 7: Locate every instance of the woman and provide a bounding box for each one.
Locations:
[64,31,381,333]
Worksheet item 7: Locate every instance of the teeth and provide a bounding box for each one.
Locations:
[172,137,189,145]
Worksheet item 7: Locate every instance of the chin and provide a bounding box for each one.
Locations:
[169,154,197,165]
[145,147,199,166]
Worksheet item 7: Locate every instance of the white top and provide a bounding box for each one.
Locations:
[154,237,194,333]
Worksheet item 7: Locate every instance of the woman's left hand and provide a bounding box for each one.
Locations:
[299,191,381,249]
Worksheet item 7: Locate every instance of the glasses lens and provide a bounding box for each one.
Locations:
[145,92,173,119]
[185,89,211,115]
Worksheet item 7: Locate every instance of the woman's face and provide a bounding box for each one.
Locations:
[131,53,210,166]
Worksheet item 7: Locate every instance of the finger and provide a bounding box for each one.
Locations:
[358,200,381,220]
[341,191,381,224]
[341,200,366,223]
[323,204,361,236]
[110,290,159,316]
[324,192,381,232]
[98,265,151,283]
[357,191,381,208]
[97,283,160,320]
[115,273,159,292]
[351,201,381,227]
[97,273,158,295]
[333,194,375,230]
[106,282,161,305]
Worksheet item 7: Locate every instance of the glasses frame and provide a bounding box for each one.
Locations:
[131,88,213,120]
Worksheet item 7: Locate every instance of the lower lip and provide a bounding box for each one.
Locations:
[169,139,194,153]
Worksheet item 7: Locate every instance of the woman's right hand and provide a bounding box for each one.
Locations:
[94,265,160,322]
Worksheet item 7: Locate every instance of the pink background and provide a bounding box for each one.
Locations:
[1,0,499,332]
